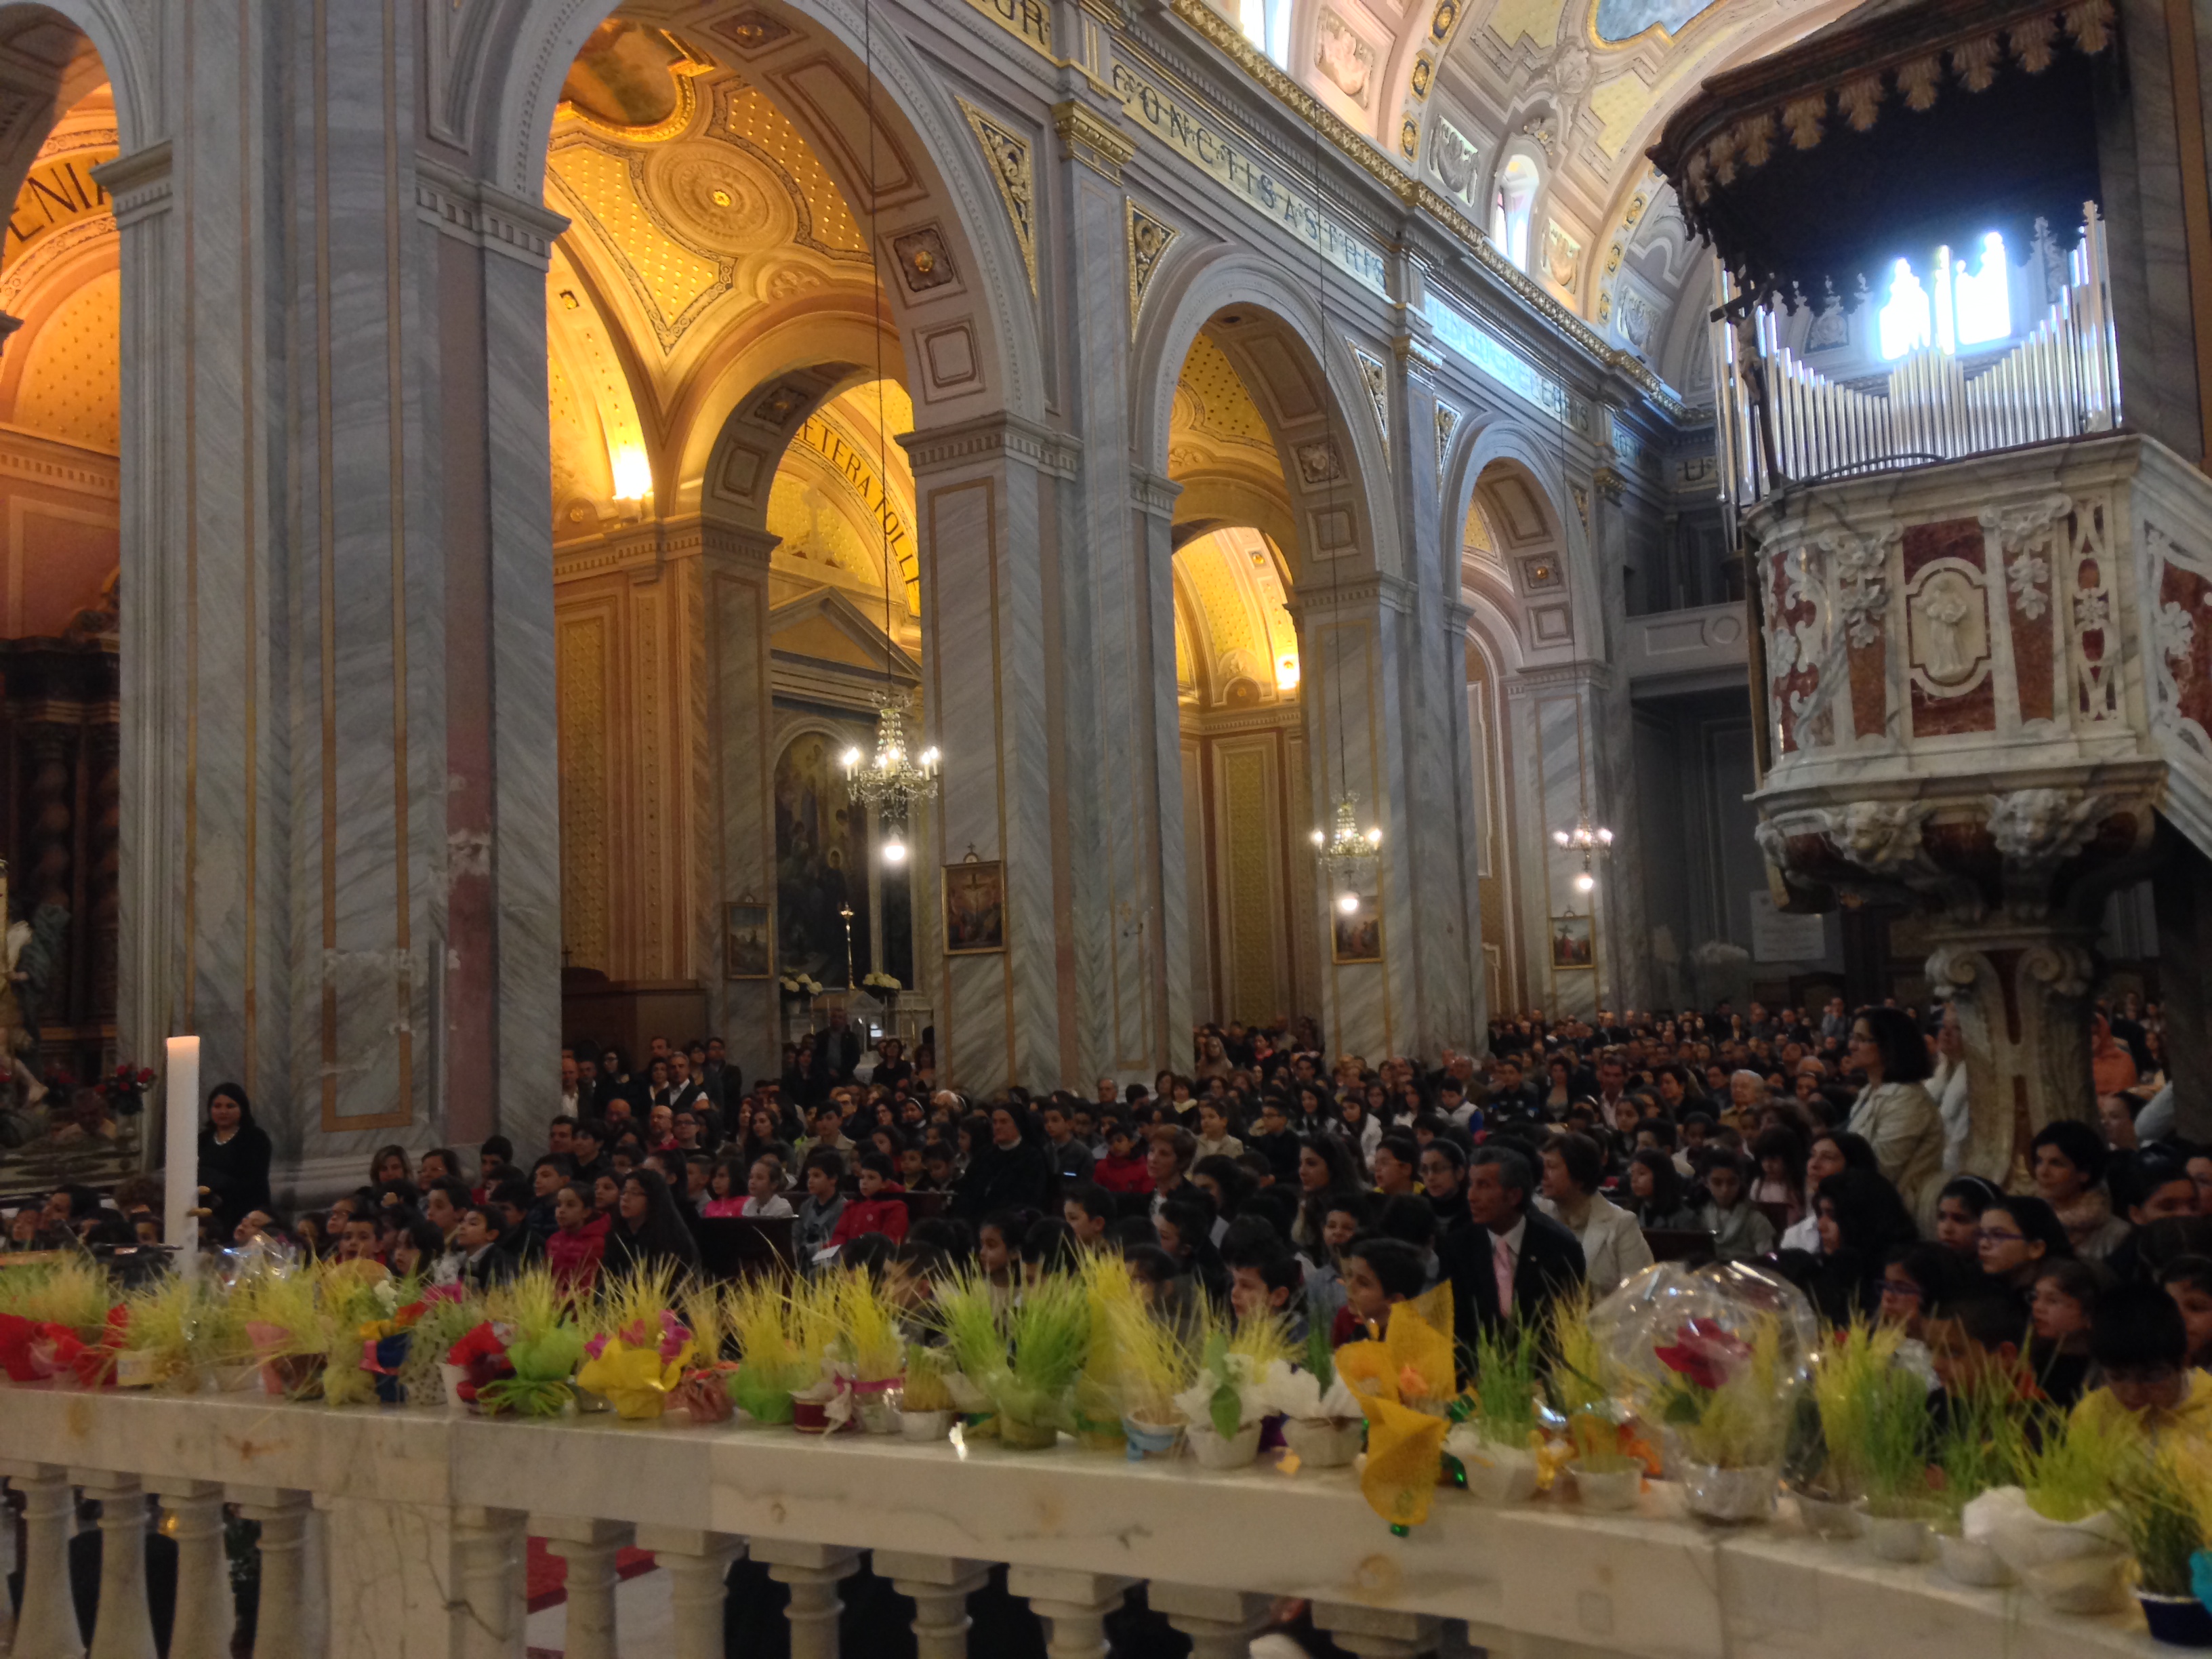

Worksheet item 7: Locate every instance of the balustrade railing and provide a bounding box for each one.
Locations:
[1715,208,2123,510]
[0,1385,2172,1659]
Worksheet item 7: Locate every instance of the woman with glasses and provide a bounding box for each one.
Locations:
[1975,1193,2075,1316]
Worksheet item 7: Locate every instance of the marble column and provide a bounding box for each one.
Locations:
[1294,575,1422,1061]
[634,1524,743,1659]
[150,1481,234,1659]
[750,1540,861,1659]
[1004,1567,1136,1659]
[876,1551,991,1659]
[1588,478,1652,1015]
[1147,1583,1273,1659]
[75,1471,155,1659]
[4,1463,85,1659]
[691,520,783,1086]
[538,1519,634,1659]
[1504,665,1618,1021]
[451,1507,528,1659]
[230,1490,319,1659]
[1309,1602,1441,1658]
[901,415,1081,1092]
[1384,330,1488,1056]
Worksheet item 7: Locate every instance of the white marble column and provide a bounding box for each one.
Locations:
[1004,1568,1136,1659]
[1504,665,1618,1021]
[538,1519,634,1659]
[451,1507,527,1659]
[230,1489,319,1659]
[150,1481,234,1659]
[1309,1602,1441,1658]
[635,1524,743,1659]
[73,1471,155,1659]
[1147,1584,1273,1659]
[750,1540,861,1659]
[876,1551,990,1659]
[902,415,1081,1091]
[3,1463,84,1659]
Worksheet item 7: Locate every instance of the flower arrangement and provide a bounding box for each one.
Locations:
[96,1064,159,1115]
[778,974,825,997]
[1335,1285,1462,1530]
[1172,1309,1290,1455]
[861,972,902,992]
[1261,1305,1364,1426]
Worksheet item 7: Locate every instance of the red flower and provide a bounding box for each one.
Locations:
[1654,1319,1750,1391]
[446,1322,508,1368]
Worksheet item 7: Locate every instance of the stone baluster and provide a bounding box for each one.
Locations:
[537,1518,633,1659]
[73,1470,155,1659]
[749,1540,861,1659]
[876,1551,991,1659]
[1005,1569,1136,1659]
[150,1481,233,1659]
[3,1463,84,1659]
[452,1507,527,1659]
[230,1488,319,1659]
[1147,1584,1274,1659]
[634,1525,743,1659]
[1311,1603,1441,1658]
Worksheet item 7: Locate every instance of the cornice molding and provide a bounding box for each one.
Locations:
[1052,98,1136,182]
[414,155,571,268]
[899,412,1083,480]
[90,142,171,227]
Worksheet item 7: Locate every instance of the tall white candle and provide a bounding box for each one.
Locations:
[165,1036,200,1265]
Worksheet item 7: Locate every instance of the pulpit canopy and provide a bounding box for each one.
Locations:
[1647,0,2120,307]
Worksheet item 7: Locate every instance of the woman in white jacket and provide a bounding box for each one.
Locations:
[1536,1129,1654,1295]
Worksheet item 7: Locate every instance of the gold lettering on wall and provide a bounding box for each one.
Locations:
[560,613,612,968]
[4,155,110,261]
[961,0,1054,56]
[792,411,918,602]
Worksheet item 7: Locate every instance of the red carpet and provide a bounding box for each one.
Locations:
[524,1534,659,1613]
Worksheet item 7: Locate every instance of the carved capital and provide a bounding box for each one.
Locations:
[1052,100,1135,181]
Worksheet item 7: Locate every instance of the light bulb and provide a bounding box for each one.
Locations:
[842,747,863,769]
[918,747,939,768]
[1366,827,1382,846]
[1552,830,1571,847]
[1310,829,1326,847]
[882,836,908,865]
[1336,892,1360,914]
[1597,827,1614,846]
[611,446,653,502]
[1574,871,1596,893]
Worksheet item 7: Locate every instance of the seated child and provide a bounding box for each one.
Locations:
[2162,1255,2212,1373]
[2072,1282,2212,1446]
[1092,1120,1153,1195]
[1225,1241,1309,1344]
[1696,1151,1776,1262]
[1061,1181,1115,1250]
[829,1152,908,1248]
[1334,1236,1427,1345]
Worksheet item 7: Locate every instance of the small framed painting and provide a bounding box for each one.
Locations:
[1550,914,1595,969]
[1330,894,1382,964]
[943,859,1006,955]
[724,903,772,980]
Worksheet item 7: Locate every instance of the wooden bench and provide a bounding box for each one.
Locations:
[1641,1227,1716,1266]
[694,1215,796,1280]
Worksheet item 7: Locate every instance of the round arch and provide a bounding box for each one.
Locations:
[479,0,1040,427]
[0,3,152,201]
[1133,243,1401,585]
[1441,409,1604,661]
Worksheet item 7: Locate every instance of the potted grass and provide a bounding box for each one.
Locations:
[1071,1252,1138,1452]
[1929,1359,2030,1586]
[726,1279,810,1427]
[2112,1448,2212,1646]
[1446,1324,1544,1503]
[1549,1290,1641,1512]
[826,1270,905,1433]
[1264,1310,1366,1468]
[1968,1406,2132,1613]
[1097,1281,1191,1460]
[899,1344,958,1440]
[1799,1321,1895,1539]
[933,1271,1014,1441]
[1852,1362,1941,1562]
[1176,1311,1288,1470]
[991,1271,1090,1448]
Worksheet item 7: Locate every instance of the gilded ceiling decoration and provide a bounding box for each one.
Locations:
[957,98,1036,293]
[1126,203,1179,336]
[1174,526,1300,708]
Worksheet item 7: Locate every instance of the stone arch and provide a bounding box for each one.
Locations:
[478,0,1039,428]
[1442,411,1601,662]
[1133,243,1401,586]
[0,3,151,204]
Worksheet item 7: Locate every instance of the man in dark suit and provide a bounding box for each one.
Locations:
[1440,1144,1586,1370]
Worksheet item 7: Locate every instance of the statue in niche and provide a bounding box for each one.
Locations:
[0,859,65,1146]
[1910,569,1987,687]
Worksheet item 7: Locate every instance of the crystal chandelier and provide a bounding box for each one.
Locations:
[1552,813,1614,893]
[1311,792,1382,913]
[842,691,938,864]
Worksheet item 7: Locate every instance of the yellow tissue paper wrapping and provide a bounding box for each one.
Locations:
[577,1337,695,1420]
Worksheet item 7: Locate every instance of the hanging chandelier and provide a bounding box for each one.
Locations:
[1552,813,1614,893]
[1311,792,1382,913]
[843,691,938,861]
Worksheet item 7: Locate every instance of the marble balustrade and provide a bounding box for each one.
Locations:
[0,1385,2167,1659]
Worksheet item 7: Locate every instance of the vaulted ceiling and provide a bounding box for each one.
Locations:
[1242,0,1854,390]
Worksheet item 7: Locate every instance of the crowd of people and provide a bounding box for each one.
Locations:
[123,994,2205,1427]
